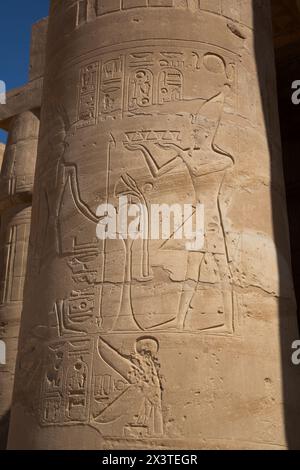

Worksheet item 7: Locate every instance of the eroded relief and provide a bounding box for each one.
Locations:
[93,1,201,19]
[26,316,164,438]
[18,41,236,438]
[40,337,92,425]
[92,336,163,438]
[77,62,99,127]
[0,208,31,304]
[71,44,236,334]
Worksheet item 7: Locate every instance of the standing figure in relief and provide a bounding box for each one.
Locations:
[125,87,234,331]
[95,337,163,437]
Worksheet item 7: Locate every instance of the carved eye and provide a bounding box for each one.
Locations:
[203,54,226,74]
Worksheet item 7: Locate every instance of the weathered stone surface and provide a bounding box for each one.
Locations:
[0,80,43,130]
[0,111,40,449]
[0,16,46,450]
[29,19,48,83]
[7,0,300,450]
[0,206,32,449]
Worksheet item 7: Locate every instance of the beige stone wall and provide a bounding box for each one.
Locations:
[7,0,300,449]
[0,19,47,450]
[0,111,39,449]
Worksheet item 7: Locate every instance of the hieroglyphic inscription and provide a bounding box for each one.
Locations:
[99,56,125,119]
[40,338,93,425]
[76,46,235,124]
[73,43,236,334]
[77,62,99,127]
[126,50,184,112]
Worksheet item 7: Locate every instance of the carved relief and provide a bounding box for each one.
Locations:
[128,69,154,111]
[99,56,125,119]
[0,208,31,304]
[0,111,39,197]
[33,329,164,439]
[92,336,164,438]
[71,46,237,131]
[18,41,236,438]
[40,338,93,425]
[77,62,100,127]
[66,43,236,334]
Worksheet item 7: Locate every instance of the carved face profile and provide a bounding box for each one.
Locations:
[192,126,210,150]
[135,337,159,358]
[191,86,229,150]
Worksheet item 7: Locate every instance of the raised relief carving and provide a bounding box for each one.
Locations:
[158,68,183,104]
[14,42,238,441]
[30,328,165,439]
[26,42,236,434]
[97,48,235,118]
[93,0,203,19]
[128,69,154,111]
[0,209,31,304]
[63,44,236,335]
[76,0,88,27]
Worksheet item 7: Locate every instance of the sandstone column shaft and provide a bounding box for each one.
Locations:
[0,111,39,449]
[8,0,300,449]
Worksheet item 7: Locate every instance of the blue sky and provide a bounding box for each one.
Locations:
[0,1,50,143]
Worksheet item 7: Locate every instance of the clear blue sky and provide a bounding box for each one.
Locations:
[0,1,50,143]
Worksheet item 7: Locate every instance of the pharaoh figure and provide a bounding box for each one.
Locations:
[125,86,234,331]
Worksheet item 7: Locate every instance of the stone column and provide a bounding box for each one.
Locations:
[0,111,39,449]
[0,144,5,168]
[8,0,300,449]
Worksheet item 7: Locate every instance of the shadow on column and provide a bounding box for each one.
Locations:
[0,410,10,450]
[253,0,300,450]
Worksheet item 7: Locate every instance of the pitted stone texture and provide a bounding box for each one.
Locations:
[0,111,40,449]
[7,0,300,450]
[48,0,255,31]
[0,206,32,449]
